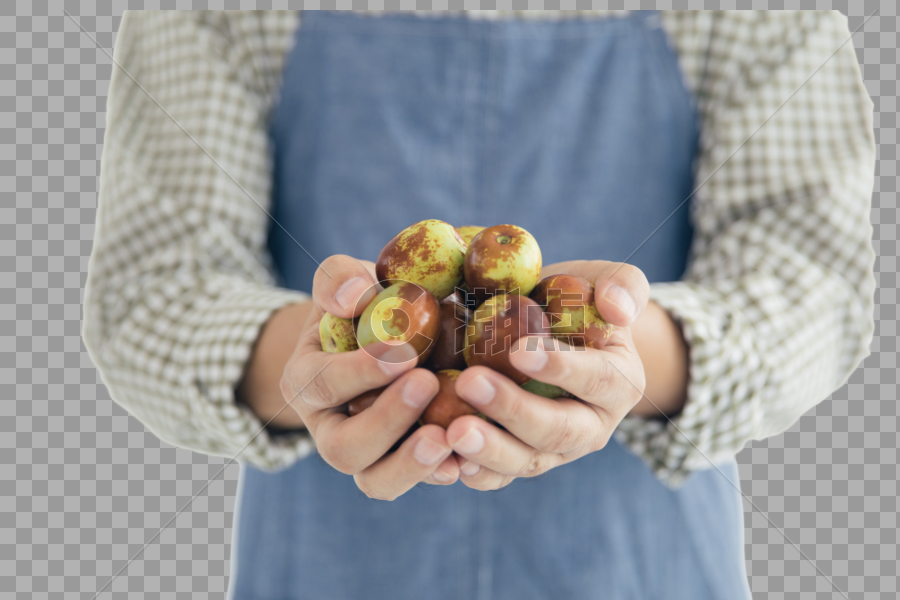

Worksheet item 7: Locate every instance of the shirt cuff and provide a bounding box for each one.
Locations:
[614,282,767,487]
[178,277,316,471]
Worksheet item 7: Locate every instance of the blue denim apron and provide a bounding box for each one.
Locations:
[233,11,751,599]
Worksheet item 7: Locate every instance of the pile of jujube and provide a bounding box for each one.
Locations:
[319,220,613,433]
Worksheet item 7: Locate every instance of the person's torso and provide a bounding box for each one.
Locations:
[234,11,750,600]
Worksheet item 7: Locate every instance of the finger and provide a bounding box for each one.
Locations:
[353,425,453,501]
[508,336,645,419]
[281,332,421,414]
[447,415,564,479]
[312,255,379,318]
[422,455,461,486]
[541,260,649,326]
[313,369,438,474]
[455,364,603,457]
[456,456,516,491]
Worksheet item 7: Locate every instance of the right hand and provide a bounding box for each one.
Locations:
[280,255,460,499]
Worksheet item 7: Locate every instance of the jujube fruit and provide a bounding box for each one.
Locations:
[420,369,482,428]
[531,274,613,350]
[464,293,551,385]
[464,224,542,304]
[347,387,383,416]
[319,313,359,353]
[520,378,572,399]
[376,219,467,301]
[456,225,486,247]
[356,281,441,366]
[423,297,472,372]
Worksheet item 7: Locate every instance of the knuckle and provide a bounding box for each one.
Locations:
[585,373,612,399]
[278,371,293,402]
[631,370,647,400]
[544,411,588,454]
[495,475,516,490]
[594,428,613,452]
[354,476,395,502]
[503,391,531,425]
[281,359,337,408]
[464,480,490,491]
[583,360,613,399]
[541,411,569,453]
[464,473,501,491]
[306,368,337,406]
[279,361,303,401]
[617,263,648,288]
[521,451,551,478]
[588,409,614,452]
[316,437,343,471]
[318,435,358,475]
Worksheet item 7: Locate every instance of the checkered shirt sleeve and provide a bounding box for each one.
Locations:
[616,10,876,485]
[83,11,312,470]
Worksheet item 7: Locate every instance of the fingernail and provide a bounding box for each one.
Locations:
[458,374,495,406]
[335,277,373,311]
[414,437,449,466]
[432,469,454,484]
[460,460,481,476]
[453,428,484,454]
[603,285,637,323]
[402,377,436,409]
[512,341,547,372]
[376,344,418,376]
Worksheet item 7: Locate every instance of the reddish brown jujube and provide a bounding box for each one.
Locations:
[531,274,613,351]
[376,219,467,301]
[356,281,442,366]
[346,387,384,417]
[464,293,551,385]
[420,370,482,429]
[424,297,472,372]
[463,224,542,305]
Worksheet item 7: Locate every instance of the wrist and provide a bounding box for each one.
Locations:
[237,300,315,429]
[628,300,688,419]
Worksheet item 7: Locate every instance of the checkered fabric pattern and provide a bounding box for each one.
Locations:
[1,1,897,599]
[620,9,877,483]
[83,10,315,471]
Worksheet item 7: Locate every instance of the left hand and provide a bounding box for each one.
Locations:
[447,260,649,491]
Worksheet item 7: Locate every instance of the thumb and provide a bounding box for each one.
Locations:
[312,255,380,319]
[592,263,649,327]
[542,260,649,327]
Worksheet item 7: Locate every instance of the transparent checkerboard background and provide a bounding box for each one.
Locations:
[1,1,896,598]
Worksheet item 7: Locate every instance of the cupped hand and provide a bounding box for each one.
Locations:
[447,260,650,490]
[279,255,461,500]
